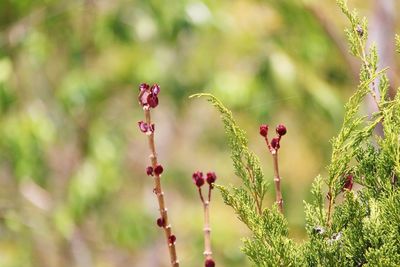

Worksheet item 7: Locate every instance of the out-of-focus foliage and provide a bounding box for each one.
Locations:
[0,0,399,266]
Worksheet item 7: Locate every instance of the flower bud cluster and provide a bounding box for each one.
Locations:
[259,123,287,152]
[145,164,164,177]
[138,83,160,109]
[138,121,155,134]
[192,171,217,188]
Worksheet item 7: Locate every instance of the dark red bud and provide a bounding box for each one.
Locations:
[138,121,149,133]
[206,172,217,185]
[205,259,215,267]
[276,124,287,136]
[192,171,203,182]
[196,177,205,187]
[147,93,159,108]
[139,83,150,92]
[259,124,268,137]
[156,217,165,227]
[343,174,354,191]
[192,171,205,187]
[270,137,280,150]
[168,235,176,244]
[151,84,160,95]
[146,166,154,176]
[154,165,164,175]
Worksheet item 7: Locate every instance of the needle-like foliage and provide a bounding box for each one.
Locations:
[191,1,399,266]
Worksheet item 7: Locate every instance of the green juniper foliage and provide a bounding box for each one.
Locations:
[191,1,399,266]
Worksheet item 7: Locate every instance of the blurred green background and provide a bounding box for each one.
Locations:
[0,0,399,266]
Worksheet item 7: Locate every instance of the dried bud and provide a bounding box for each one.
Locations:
[168,235,176,244]
[276,124,287,136]
[147,93,159,108]
[146,166,154,176]
[259,124,268,137]
[356,25,363,37]
[156,217,165,227]
[205,259,215,267]
[206,172,217,185]
[270,137,280,150]
[139,83,150,92]
[154,165,164,175]
[151,84,161,95]
[343,174,354,191]
[138,121,149,133]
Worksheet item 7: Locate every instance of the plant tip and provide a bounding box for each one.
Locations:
[259,124,269,137]
[276,124,287,136]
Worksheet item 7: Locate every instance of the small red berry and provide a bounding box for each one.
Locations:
[270,137,280,150]
[146,166,154,176]
[276,124,287,136]
[147,93,159,108]
[156,217,165,227]
[206,172,217,185]
[151,84,160,95]
[259,124,268,137]
[154,165,164,175]
[138,121,149,133]
[168,235,176,244]
[205,259,215,267]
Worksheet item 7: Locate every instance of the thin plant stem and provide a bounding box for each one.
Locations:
[143,108,179,267]
[199,187,213,263]
[272,150,283,213]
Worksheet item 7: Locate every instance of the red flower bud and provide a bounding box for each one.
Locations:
[146,166,154,176]
[138,121,149,133]
[192,171,205,187]
[270,137,280,150]
[156,217,165,227]
[151,84,160,95]
[139,83,150,92]
[154,165,164,175]
[205,259,215,267]
[168,235,176,244]
[259,124,268,137]
[206,172,217,185]
[147,93,159,108]
[196,177,205,187]
[276,124,287,136]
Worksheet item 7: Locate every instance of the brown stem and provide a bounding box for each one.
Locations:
[326,189,334,226]
[143,108,179,267]
[202,189,213,263]
[272,150,283,213]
